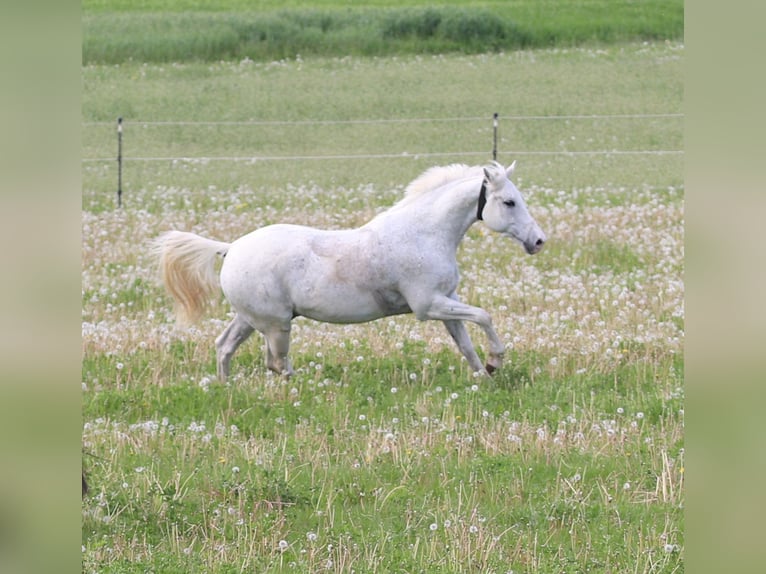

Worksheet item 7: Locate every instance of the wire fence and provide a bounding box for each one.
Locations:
[82,112,684,163]
[82,150,682,163]
[81,112,682,128]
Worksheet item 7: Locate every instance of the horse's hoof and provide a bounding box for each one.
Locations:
[485,363,497,375]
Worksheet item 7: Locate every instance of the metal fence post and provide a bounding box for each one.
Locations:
[117,117,123,208]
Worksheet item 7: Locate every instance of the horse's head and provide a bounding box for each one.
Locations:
[479,161,546,255]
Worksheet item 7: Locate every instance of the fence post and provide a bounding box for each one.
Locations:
[117,117,123,208]
[492,112,498,161]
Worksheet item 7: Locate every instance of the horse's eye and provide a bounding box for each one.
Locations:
[504,200,516,208]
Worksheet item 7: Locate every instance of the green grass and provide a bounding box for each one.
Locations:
[84,343,684,572]
[82,0,683,64]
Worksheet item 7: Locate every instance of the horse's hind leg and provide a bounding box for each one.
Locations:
[264,323,294,377]
[215,314,255,382]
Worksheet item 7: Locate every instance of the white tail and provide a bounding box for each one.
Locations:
[153,231,231,325]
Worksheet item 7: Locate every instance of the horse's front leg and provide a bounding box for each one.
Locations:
[417,294,505,375]
[442,319,485,373]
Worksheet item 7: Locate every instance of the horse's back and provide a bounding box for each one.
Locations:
[220,223,326,292]
[225,224,358,268]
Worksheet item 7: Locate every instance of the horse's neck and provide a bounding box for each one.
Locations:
[373,178,480,246]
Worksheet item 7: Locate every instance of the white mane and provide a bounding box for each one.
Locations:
[404,163,483,199]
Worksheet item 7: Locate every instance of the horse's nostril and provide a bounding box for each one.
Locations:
[536,238,544,246]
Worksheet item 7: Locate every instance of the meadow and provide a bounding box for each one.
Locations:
[82,0,683,64]
[82,5,684,572]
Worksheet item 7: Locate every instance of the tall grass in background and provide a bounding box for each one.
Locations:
[82,0,683,64]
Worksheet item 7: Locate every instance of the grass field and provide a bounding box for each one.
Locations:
[82,4,684,572]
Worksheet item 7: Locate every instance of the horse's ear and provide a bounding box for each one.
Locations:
[506,160,517,176]
[484,161,504,183]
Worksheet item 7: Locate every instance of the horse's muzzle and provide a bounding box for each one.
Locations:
[525,236,546,255]
[521,222,546,255]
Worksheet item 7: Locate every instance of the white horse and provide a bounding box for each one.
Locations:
[154,160,545,380]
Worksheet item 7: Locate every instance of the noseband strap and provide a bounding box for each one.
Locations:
[476,179,487,221]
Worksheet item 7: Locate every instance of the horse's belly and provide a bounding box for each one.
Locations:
[221,224,412,324]
[295,286,411,324]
